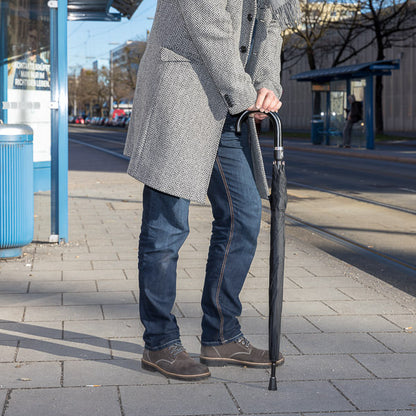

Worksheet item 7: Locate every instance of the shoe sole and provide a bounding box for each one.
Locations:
[200,355,285,368]
[142,359,211,381]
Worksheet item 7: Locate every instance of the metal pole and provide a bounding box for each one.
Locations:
[110,50,113,117]
[74,75,78,116]
[50,0,68,243]
[365,76,374,150]
[0,1,9,123]
[325,92,330,145]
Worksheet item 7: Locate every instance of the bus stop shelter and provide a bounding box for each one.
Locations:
[292,59,400,150]
[0,0,142,243]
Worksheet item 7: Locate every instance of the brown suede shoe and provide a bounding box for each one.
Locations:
[142,342,211,381]
[200,336,284,368]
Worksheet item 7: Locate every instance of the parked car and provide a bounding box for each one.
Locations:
[109,116,120,127]
[115,116,126,127]
[75,116,84,124]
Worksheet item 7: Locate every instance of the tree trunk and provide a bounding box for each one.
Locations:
[373,12,385,135]
[307,46,316,70]
[375,75,383,134]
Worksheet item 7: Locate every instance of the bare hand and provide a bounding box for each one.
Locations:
[250,112,269,122]
[247,88,282,114]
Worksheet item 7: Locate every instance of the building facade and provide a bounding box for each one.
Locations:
[279,11,416,134]
[110,40,146,112]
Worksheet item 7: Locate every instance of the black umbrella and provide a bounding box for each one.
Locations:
[236,111,286,391]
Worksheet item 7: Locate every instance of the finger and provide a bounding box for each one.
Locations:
[254,113,268,121]
[270,99,283,113]
[255,89,268,111]
[269,97,281,112]
[248,110,263,117]
[262,92,276,112]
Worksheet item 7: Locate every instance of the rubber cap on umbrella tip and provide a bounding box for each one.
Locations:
[268,362,277,390]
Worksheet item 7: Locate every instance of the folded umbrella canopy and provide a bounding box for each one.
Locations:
[236,111,287,391]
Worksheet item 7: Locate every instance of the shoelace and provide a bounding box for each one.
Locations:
[234,336,250,348]
[167,342,185,358]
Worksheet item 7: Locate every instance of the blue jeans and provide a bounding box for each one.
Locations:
[138,115,262,350]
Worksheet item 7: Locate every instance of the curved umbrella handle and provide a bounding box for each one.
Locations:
[235,110,283,162]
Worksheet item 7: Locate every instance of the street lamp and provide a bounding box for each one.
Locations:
[108,42,120,117]
[69,64,81,116]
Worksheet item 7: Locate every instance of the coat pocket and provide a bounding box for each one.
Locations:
[160,46,201,63]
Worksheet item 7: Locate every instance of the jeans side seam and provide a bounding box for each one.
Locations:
[215,155,235,343]
[145,337,181,352]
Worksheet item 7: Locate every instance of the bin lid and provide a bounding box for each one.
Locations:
[0,124,33,142]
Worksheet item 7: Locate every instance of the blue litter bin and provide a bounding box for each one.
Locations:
[0,124,34,258]
[311,117,324,145]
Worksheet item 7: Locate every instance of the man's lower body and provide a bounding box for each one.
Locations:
[137,115,282,380]
[342,119,354,147]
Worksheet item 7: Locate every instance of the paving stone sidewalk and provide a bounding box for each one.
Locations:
[0,141,415,416]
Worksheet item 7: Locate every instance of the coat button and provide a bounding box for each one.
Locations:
[240,46,247,53]
[247,13,253,21]
[224,94,234,107]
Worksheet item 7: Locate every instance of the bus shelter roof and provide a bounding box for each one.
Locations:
[292,59,400,83]
[68,0,143,21]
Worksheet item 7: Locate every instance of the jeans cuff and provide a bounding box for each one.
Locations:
[201,331,243,347]
[144,337,181,351]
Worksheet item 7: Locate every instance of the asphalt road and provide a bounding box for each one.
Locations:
[69,125,416,293]
[262,143,416,293]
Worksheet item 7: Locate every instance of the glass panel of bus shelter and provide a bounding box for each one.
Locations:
[328,80,346,145]
[350,79,366,148]
[312,83,329,131]
[0,0,51,187]
[312,84,329,114]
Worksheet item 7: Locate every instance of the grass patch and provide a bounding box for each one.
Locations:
[283,132,310,139]
[375,134,416,142]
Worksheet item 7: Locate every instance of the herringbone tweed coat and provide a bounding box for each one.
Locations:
[124,0,283,203]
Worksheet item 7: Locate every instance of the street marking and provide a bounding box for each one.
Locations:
[69,138,130,160]
[399,187,416,193]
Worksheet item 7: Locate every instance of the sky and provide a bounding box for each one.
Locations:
[67,0,157,73]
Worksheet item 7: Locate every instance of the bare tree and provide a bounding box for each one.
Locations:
[357,0,416,132]
[76,69,98,116]
[282,0,363,71]
[112,65,133,104]
[68,73,77,116]
[95,68,110,117]
[283,0,416,133]
[97,66,112,116]
[67,66,111,117]
[282,0,364,115]
[111,42,146,105]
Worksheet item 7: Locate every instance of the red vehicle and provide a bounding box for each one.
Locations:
[112,109,125,119]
